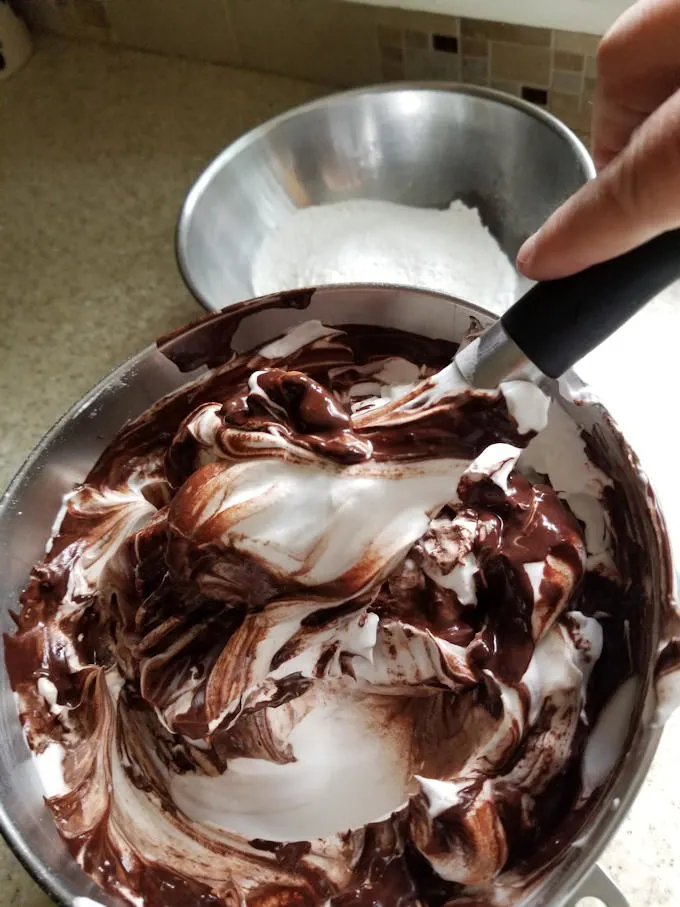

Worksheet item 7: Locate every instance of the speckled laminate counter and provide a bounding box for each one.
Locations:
[0,32,678,907]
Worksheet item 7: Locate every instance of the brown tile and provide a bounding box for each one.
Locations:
[462,37,488,58]
[585,55,598,78]
[461,17,550,47]
[404,30,428,50]
[107,0,239,63]
[550,90,581,113]
[522,86,548,106]
[432,33,459,54]
[553,50,584,72]
[553,30,601,56]
[381,60,404,82]
[404,46,459,81]
[550,101,593,134]
[551,69,583,95]
[491,79,520,97]
[380,44,403,64]
[491,42,550,85]
[230,0,379,87]
[377,25,402,49]
[462,55,488,86]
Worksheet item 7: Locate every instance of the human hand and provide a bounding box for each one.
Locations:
[517,0,680,280]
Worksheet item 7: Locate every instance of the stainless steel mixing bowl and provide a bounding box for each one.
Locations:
[0,286,669,907]
[176,85,594,311]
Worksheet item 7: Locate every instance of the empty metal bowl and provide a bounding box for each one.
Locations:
[176,84,594,312]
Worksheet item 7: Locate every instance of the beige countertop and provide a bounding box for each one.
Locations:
[1,32,678,907]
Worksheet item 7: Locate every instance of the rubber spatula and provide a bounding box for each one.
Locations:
[454,228,680,388]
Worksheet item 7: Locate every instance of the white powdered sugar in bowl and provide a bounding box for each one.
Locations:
[251,199,519,315]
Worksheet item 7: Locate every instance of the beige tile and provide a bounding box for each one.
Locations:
[381,44,403,63]
[553,49,583,72]
[107,0,239,63]
[582,75,597,105]
[553,29,601,56]
[230,0,379,87]
[461,17,550,47]
[491,79,520,97]
[377,24,402,49]
[550,103,593,134]
[443,53,462,81]
[550,90,581,113]
[403,47,428,80]
[381,60,404,82]
[404,29,428,50]
[551,69,583,95]
[491,42,550,85]
[462,55,489,86]
[404,46,459,81]
[375,6,458,37]
[462,36,488,58]
[585,55,598,78]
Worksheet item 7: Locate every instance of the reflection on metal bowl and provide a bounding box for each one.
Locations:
[176,85,594,311]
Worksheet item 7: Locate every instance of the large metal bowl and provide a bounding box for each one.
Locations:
[0,286,671,907]
[176,85,594,311]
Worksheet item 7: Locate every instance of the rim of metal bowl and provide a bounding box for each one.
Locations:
[175,82,596,312]
[0,347,155,907]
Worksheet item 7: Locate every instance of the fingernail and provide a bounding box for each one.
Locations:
[517,234,537,271]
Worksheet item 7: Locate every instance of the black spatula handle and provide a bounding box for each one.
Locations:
[501,228,680,380]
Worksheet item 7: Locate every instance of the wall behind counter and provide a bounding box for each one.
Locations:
[14,0,609,142]
[345,0,632,35]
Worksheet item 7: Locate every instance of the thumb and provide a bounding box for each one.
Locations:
[517,88,680,281]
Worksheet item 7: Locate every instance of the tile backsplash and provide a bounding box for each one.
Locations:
[14,0,599,141]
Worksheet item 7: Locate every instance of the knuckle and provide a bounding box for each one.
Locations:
[608,142,647,223]
[661,104,680,166]
[619,159,645,221]
[595,20,631,82]
[607,103,680,229]
[595,31,618,75]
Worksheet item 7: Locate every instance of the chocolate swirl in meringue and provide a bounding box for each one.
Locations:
[5,318,646,907]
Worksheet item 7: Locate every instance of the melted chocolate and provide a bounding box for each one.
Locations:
[222,368,372,464]
[4,306,660,907]
[158,289,316,373]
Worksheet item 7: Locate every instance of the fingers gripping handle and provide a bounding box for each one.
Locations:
[502,229,680,380]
